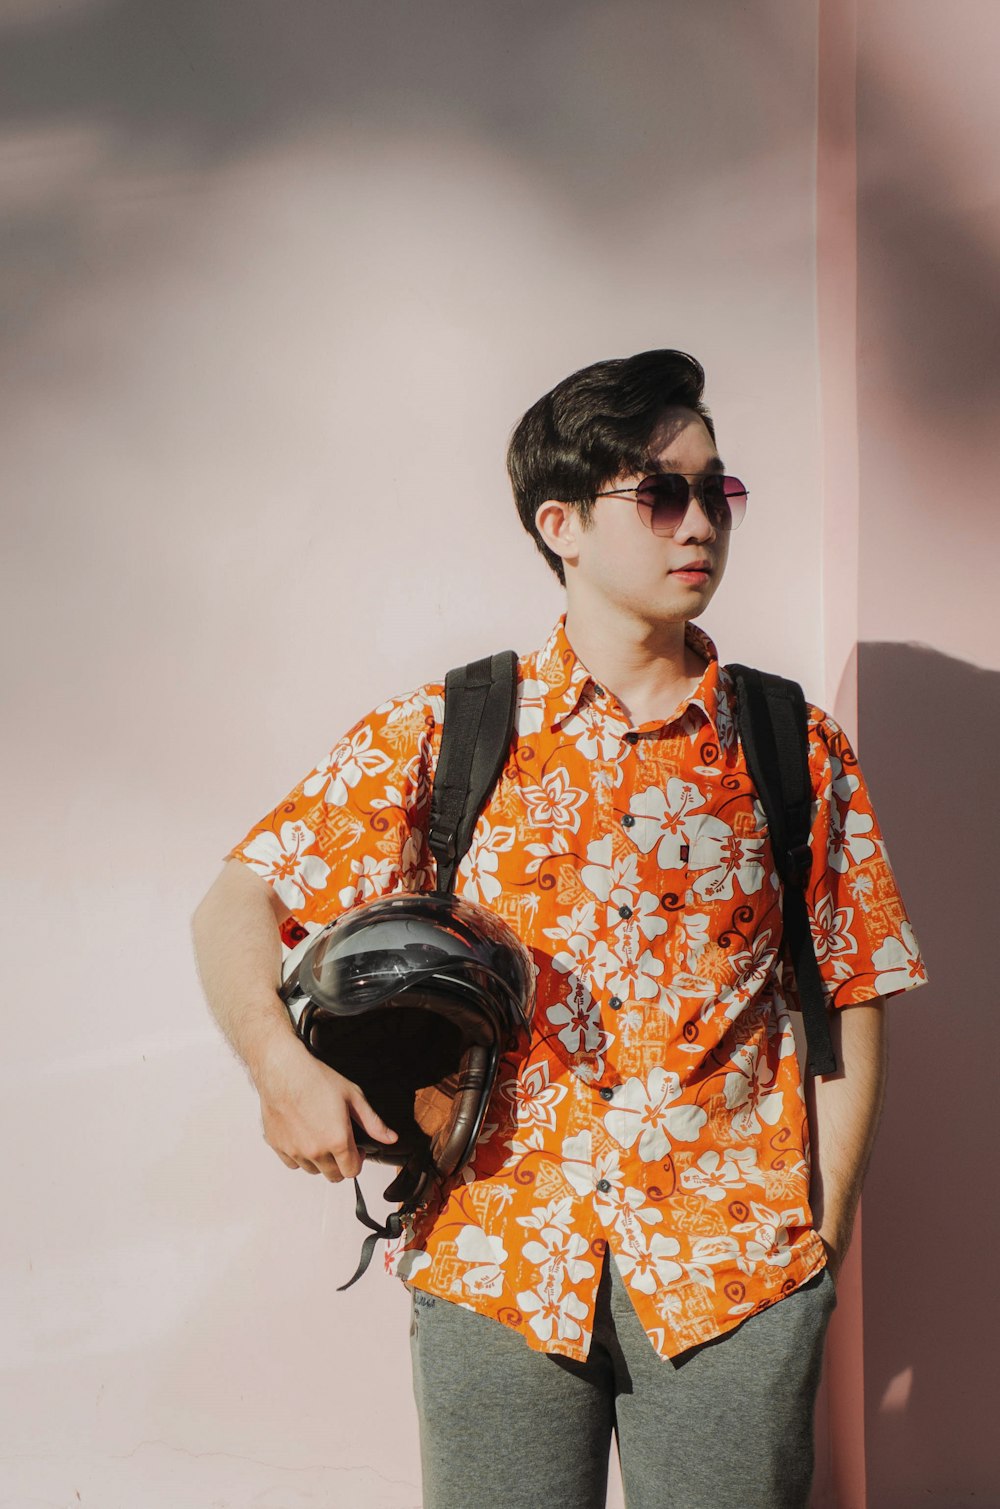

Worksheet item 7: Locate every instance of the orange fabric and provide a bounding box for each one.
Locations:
[225,612,927,1362]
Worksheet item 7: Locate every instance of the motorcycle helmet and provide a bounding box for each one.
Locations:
[279,888,537,1286]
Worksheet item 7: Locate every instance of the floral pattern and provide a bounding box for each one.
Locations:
[225,612,927,1362]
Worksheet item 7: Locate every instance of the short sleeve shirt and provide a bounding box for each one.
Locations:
[224,612,928,1362]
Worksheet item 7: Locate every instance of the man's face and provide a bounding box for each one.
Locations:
[540,405,731,624]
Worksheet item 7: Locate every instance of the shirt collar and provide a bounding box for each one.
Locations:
[531,611,725,737]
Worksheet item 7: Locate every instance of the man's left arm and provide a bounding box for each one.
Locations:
[804,997,889,1281]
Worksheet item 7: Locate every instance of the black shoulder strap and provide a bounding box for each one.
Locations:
[725,664,837,1077]
[427,650,519,896]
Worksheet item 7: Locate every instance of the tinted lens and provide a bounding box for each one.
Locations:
[635,474,689,534]
[635,475,747,534]
[701,474,747,531]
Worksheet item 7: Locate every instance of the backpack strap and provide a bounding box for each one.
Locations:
[725,664,838,1077]
[427,650,520,896]
[335,650,518,1290]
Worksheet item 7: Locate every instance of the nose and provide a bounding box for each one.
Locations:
[674,489,717,542]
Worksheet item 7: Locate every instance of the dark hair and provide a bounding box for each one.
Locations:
[506,349,717,587]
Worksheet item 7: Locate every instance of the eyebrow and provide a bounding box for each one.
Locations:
[643,456,726,474]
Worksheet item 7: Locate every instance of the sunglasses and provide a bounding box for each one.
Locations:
[595,472,748,535]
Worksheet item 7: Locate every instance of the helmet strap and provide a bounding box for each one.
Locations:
[336,1177,407,1291]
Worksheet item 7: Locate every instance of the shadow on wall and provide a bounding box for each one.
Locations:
[857,640,998,1509]
[0,0,814,353]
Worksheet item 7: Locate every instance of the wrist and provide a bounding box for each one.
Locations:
[246,998,307,1088]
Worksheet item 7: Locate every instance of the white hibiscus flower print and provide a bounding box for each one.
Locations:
[546,977,603,1057]
[579,833,641,907]
[828,748,862,806]
[604,1067,708,1160]
[872,921,927,993]
[457,818,516,904]
[523,829,571,881]
[827,805,876,873]
[542,977,615,1074]
[303,724,395,807]
[454,1226,508,1297]
[517,1274,590,1344]
[616,890,671,944]
[595,1183,664,1247]
[591,938,665,1004]
[655,972,716,1026]
[686,813,767,902]
[388,1246,432,1282]
[615,1232,684,1294]
[242,821,330,911]
[560,1132,623,1198]
[561,701,632,760]
[543,901,600,974]
[626,779,707,869]
[400,827,433,892]
[731,1202,799,1272]
[723,1045,785,1137]
[521,1227,596,1285]
[338,853,400,908]
[516,1196,576,1233]
[679,1147,766,1201]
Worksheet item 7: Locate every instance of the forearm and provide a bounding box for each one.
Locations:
[804,998,888,1257]
[191,864,302,1086]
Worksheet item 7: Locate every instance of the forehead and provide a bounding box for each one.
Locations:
[643,408,721,470]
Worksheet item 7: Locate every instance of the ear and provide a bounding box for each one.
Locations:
[535,498,580,568]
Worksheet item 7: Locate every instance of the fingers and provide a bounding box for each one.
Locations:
[347,1088,399,1149]
[259,1074,398,1183]
[269,1144,347,1180]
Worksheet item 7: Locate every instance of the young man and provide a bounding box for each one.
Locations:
[192,350,927,1508]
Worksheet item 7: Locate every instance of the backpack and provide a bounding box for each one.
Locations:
[427,650,837,1078]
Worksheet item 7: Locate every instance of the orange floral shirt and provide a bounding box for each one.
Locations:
[224,612,927,1362]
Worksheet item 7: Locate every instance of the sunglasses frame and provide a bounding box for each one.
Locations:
[595,471,749,535]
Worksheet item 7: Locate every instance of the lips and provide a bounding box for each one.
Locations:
[671,562,712,574]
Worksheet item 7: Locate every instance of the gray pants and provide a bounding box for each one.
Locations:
[408,1249,837,1509]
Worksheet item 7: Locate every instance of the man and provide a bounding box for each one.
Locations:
[192,349,927,1508]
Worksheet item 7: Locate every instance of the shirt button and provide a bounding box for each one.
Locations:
[593,684,604,697]
[624,731,639,744]
[618,904,633,919]
[599,1086,615,1101]
[608,996,622,1010]
[621,814,635,828]
[596,1178,612,1193]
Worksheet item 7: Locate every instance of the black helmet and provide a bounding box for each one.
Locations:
[279,889,537,1286]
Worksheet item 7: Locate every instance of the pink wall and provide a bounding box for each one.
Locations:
[3,2,989,1505]
[0,7,829,1504]
[853,4,1000,1506]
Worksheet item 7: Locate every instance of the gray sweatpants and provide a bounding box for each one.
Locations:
[407,1248,837,1509]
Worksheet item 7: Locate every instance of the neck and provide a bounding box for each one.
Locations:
[562,601,707,727]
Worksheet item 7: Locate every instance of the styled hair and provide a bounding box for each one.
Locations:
[506,348,716,587]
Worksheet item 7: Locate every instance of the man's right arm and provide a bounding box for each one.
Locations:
[190,858,299,1086]
[190,859,397,1179]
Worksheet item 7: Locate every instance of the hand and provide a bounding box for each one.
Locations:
[255,1035,398,1182]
